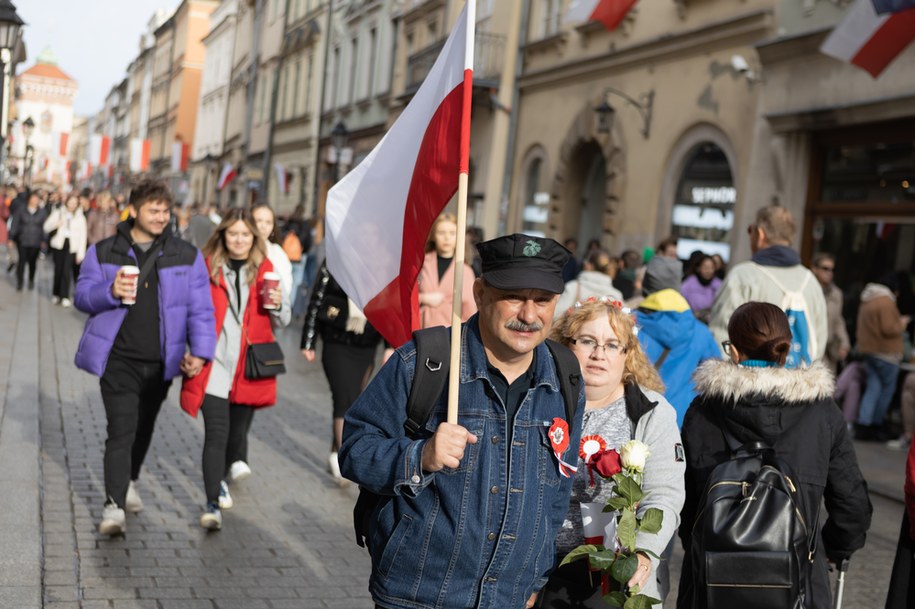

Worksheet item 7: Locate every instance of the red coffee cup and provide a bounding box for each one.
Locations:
[262,272,280,310]
[120,265,140,305]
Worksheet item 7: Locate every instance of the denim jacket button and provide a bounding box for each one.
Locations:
[411,474,421,484]
[491,435,500,444]
[490,485,499,494]
[487,532,496,541]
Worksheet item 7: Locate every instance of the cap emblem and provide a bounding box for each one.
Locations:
[522,240,542,257]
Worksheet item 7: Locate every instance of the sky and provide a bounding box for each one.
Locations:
[16,0,175,116]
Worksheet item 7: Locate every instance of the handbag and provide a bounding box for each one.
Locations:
[245,340,286,379]
[316,292,349,330]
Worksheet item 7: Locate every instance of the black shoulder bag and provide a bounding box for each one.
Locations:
[226,282,286,380]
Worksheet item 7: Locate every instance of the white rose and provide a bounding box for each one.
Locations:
[620,440,651,472]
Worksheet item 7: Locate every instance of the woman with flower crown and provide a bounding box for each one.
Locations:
[539,298,685,607]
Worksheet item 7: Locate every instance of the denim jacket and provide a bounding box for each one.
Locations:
[339,316,584,609]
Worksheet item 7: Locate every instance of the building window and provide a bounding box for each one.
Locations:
[670,142,735,262]
[367,27,378,98]
[541,0,561,38]
[521,156,549,238]
[292,58,302,116]
[349,37,359,105]
[305,52,314,114]
[329,45,341,110]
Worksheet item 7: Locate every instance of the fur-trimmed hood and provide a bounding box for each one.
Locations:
[693,358,835,404]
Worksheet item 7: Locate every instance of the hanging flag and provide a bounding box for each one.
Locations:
[217,163,237,190]
[325,3,475,347]
[129,138,151,173]
[820,0,915,77]
[565,0,637,31]
[58,132,69,157]
[89,134,111,167]
[65,160,71,184]
[872,0,915,13]
[274,162,287,195]
[171,142,190,172]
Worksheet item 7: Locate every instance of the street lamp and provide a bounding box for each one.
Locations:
[330,120,348,184]
[0,1,24,183]
[594,88,654,139]
[22,114,33,186]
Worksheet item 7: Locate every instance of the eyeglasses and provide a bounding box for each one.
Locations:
[570,337,627,355]
[721,340,733,353]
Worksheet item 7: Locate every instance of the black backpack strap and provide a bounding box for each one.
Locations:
[403,326,451,437]
[545,339,581,424]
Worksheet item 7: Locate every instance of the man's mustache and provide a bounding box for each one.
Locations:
[505,319,543,332]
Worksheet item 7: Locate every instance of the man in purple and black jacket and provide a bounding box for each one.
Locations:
[74,179,216,537]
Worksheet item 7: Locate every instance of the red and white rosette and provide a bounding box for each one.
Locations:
[548,417,578,478]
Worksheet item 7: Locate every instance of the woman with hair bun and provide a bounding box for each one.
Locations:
[677,302,872,609]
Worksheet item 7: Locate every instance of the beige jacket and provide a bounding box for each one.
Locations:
[823,283,850,371]
[856,283,906,359]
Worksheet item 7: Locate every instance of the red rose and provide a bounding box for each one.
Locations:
[591,448,622,479]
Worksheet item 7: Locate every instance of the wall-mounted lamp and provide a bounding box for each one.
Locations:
[594,88,654,139]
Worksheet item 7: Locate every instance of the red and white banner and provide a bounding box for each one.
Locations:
[820,0,915,77]
[325,3,475,347]
[565,0,637,31]
[217,163,236,190]
[129,138,151,173]
[89,134,111,167]
[171,141,190,173]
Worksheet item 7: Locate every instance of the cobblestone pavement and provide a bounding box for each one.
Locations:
[0,256,909,608]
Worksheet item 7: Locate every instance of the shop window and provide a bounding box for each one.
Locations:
[822,141,915,203]
[522,157,549,238]
[670,142,735,261]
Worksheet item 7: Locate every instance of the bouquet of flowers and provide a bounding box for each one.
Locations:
[561,439,663,608]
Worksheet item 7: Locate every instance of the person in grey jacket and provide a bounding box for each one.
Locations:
[554,249,623,318]
[542,298,686,607]
[9,192,48,291]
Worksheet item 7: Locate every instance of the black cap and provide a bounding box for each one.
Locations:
[476,234,571,294]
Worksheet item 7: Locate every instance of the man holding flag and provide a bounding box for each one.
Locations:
[339,234,584,609]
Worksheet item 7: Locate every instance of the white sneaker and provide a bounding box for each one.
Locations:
[229,460,251,482]
[328,452,347,485]
[218,480,234,510]
[199,502,222,530]
[125,480,144,513]
[51,296,61,305]
[61,298,72,308]
[98,503,126,536]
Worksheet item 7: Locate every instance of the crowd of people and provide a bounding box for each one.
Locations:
[3,178,914,609]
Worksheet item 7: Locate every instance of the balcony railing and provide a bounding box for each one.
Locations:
[406,32,505,92]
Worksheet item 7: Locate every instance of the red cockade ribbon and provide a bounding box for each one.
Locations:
[548,417,577,478]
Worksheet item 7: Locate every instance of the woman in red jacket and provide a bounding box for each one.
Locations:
[180,209,290,530]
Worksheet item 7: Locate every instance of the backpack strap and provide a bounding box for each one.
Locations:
[753,263,789,295]
[653,348,671,369]
[403,326,451,437]
[545,339,581,424]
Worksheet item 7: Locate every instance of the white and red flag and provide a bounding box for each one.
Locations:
[129,138,151,173]
[324,3,475,347]
[820,0,915,77]
[217,163,236,190]
[89,134,111,167]
[58,132,69,158]
[171,141,190,172]
[565,0,637,31]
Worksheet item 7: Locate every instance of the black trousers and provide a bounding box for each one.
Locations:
[15,245,39,288]
[321,341,377,419]
[99,355,171,508]
[200,395,255,503]
[52,241,75,299]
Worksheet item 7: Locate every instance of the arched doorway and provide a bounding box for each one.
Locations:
[567,141,607,248]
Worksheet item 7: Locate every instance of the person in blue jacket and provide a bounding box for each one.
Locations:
[636,288,722,427]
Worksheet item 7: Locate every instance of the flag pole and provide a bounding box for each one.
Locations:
[447,1,475,425]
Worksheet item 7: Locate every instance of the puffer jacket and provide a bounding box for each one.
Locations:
[635,289,722,427]
[44,207,88,262]
[677,360,872,609]
[9,205,49,248]
[301,262,383,351]
[856,283,906,358]
[74,220,217,380]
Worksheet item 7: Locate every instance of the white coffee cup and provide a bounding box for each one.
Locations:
[262,271,281,310]
[120,265,140,305]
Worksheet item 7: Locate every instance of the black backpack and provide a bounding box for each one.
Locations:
[353,325,581,550]
[689,429,818,609]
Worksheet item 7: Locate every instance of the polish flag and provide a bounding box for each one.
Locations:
[171,141,190,172]
[324,3,475,347]
[89,135,111,167]
[820,0,915,77]
[129,138,151,173]
[217,163,236,190]
[565,0,637,31]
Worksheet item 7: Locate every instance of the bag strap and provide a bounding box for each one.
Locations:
[754,263,789,295]
[653,348,671,369]
[546,338,581,425]
[402,330,581,437]
[135,242,163,289]
[404,326,451,437]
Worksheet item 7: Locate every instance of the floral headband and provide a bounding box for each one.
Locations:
[565,296,640,336]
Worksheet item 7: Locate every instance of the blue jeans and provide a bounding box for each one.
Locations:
[857,355,900,426]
